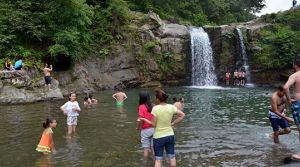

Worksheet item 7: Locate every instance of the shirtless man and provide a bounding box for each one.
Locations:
[43,64,53,90]
[284,56,300,143]
[284,55,300,161]
[173,97,185,111]
[112,87,127,107]
[233,69,239,86]
[268,86,293,143]
[241,71,246,86]
[225,72,231,86]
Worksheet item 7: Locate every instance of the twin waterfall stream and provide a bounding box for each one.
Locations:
[190,27,251,86]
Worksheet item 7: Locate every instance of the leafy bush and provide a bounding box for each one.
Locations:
[256,25,300,69]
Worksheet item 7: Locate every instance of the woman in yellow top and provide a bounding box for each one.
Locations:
[36,118,57,155]
[140,89,185,167]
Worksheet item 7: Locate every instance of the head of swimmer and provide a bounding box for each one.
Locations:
[43,118,57,129]
[294,54,300,70]
[69,92,76,101]
[277,86,285,97]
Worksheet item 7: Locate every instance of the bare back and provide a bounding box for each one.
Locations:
[113,92,127,102]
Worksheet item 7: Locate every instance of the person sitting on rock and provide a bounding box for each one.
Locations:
[4,59,13,71]
[14,57,23,70]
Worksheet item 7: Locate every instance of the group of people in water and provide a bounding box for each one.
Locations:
[225,69,246,86]
[267,55,300,162]
[36,86,186,167]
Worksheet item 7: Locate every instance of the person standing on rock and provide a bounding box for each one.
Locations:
[112,86,127,107]
[225,71,231,86]
[234,69,239,86]
[241,70,246,86]
[284,56,300,143]
[268,86,293,143]
[43,64,53,91]
[293,0,297,8]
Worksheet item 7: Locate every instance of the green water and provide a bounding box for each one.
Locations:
[0,87,300,167]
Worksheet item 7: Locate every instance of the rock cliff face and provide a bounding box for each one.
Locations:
[203,21,276,84]
[0,70,63,104]
[56,12,190,94]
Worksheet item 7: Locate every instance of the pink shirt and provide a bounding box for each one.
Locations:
[138,104,153,129]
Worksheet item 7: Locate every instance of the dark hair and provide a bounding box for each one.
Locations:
[155,89,168,102]
[294,56,300,68]
[139,91,153,113]
[277,86,284,92]
[68,92,76,100]
[84,97,88,101]
[179,97,183,101]
[88,95,93,98]
[42,118,54,129]
[173,97,178,102]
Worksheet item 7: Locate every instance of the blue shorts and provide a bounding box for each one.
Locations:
[153,135,175,160]
[291,100,300,126]
[269,116,289,132]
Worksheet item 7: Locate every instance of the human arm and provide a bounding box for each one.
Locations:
[271,96,293,122]
[123,93,127,100]
[49,65,53,71]
[284,75,295,104]
[74,102,81,112]
[60,103,67,114]
[171,109,185,126]
[49,132,56,153]
[139,117,156,126]
[112,93,117,100]
[136,118,141,130]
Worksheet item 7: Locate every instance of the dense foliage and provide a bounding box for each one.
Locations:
[126,0,265,25]
[256,7,300,69]
[0,0,266,68]
[0,0,130,68]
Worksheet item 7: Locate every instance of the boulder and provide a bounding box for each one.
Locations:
[159,24,189,38]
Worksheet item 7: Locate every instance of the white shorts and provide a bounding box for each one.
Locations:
[67,116,78,126]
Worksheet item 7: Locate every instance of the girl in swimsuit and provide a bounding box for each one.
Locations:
[36,118,57,154]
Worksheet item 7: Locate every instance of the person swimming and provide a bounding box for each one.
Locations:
[112,86,127,107]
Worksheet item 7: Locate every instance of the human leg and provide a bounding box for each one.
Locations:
[153,137,165,167]
[269,117,280,143]
[165,136,176,167]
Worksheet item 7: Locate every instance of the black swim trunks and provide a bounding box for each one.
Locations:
[44,76,52,85]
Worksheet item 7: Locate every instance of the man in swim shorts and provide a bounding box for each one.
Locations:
[284,55,300,143]
[233,69,239,86]
[43,64,53,91]
[225,71,231,86]
[112,86,127,107]
[268,86,293,143]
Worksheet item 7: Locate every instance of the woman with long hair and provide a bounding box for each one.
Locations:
[136,91,154,161]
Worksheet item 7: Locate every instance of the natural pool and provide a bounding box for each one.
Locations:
[1,87,300,167]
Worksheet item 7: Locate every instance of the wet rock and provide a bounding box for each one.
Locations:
[161,38,185,54]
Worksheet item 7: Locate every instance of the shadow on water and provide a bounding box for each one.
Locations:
[1,87,300,166]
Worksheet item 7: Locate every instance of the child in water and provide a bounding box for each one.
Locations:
[60,92,81,136]
[36,118,57,154]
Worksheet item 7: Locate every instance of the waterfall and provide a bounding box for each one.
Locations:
[236,28,252,84]
[190,27,217,86]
